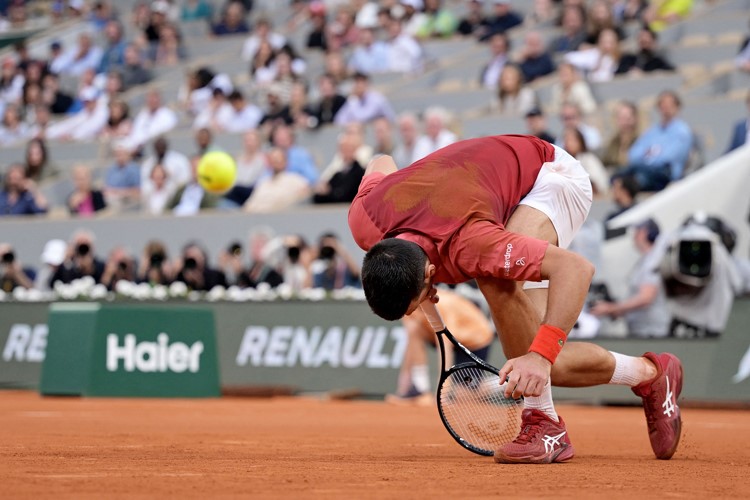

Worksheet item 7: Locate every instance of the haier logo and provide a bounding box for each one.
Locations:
[236,326,407,368]
[106,333,204,373]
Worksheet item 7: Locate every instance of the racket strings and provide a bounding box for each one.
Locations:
[439,366,523,454]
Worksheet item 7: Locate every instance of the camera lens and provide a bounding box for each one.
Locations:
[184,257,197,269]
[118,261,128,272]
[150,253,165,267]
[76,243,90,256]
[319,245,335,260]
[287,246,301,263]
[1,251,14,264]
[229,242,242,256]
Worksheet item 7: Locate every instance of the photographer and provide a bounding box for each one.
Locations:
[101,246,137,291]
[138,240,174,286]
[236,227,283,289]
[174,242,227,291]
[0,243,35,292]
[311,232,361,290]
[279,234,312,292]
[51,230,105,284]
[218,240,245,286]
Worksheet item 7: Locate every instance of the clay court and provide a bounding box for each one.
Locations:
[1,391,748,499]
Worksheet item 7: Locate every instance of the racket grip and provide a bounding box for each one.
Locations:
[420,301,446,332]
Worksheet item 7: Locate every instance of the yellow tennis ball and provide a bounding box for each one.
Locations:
[197,151,237,194]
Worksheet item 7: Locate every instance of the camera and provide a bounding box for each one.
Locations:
[319,245,336,261]
[117,261,128,272]
[184,257,198,270]
[149,252,165,268]
[228,242,242,256]
[1,251,14,264]
[287,245,301,263]
[76,243,90,256]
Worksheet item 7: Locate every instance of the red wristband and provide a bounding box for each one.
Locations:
[529,324,567,364]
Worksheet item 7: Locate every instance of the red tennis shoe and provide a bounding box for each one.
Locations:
[493,409,575,464]
[632,352,683,460]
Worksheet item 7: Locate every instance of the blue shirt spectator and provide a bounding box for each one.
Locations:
[0,165,48,216]
[518,32,556,82]
[349,29,390,75]
[212,2,250,36]
[478,0,523,41]
[334,73,396,126]
[105,147,141,189]
[270,125,320,186]
[97,20,127,75]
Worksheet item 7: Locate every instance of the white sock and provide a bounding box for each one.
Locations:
[608,351,653,387]
[411,365,430,394]
[523,378,558,422]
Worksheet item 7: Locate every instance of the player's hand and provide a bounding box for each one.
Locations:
[498,352,551,399]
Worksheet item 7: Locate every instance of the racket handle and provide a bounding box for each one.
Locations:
[420,301,446,332]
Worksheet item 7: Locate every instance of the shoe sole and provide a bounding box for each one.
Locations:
[493,445,575,464]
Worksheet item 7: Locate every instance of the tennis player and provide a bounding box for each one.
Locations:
[387,288,494,406]
[348,135,683,464]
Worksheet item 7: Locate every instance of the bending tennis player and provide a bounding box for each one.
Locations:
[348,134,683,464]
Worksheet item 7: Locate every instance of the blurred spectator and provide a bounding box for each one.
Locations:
[393,112,419,168]
[613,0,649,24]
[304,73,346,129]
[478,0,523,41]
[101,98,132,139]
[41,73,74,115]
[557,102,603,151]
[306,3,329,51]
[154,23,186,66]
[458,0,490,37]
[181,0,213,22]
[618,90,692,191]
[212,1,250,36]
[479,32,510,89]
[244,148,311,213]
[585,0,626,45]
[236,227,284,288]
[289,81,312,128]
[550,5,587,53]
[314,132,367,204]
[35,239,67,291]
[565,28,621,83]
[89,1,117,31]
[46,87,106,141]
[327,5,360,51]
[616,26,674,75]
[518,31,555,82]
[223,129,266,208]
[324,51,352,91]
[412,107,457,160]
[385,15,423,74]
[0,58,24,107]
[525,107,555,143]
[644,0,693,32]
[260,84,294,129]
[47,41,68,75]
[218,240,246,285]
[101,246,137,290]
[60,33,103,77]
[280,234,313,292]
[193,88,230,130]
[104,145,141,208]
[141,162,178,215]
[140,136,191,190]
[169,155,222,215]
[562,127,609,197]
[249,40,277,86]
[139,240,175,285]
[175,243,227,291]
[311,233,361,290]
[548,62,597,116]
[591,218,669,338]
[98,20,127,75]
[0,243,34,292]
[123,88,178,150]
[373,116,395,155]
[217,89,263,133]
[24,138,56,182]
[726,91,750,153]
[602,101,641,168]
[51,230,106,285]
[493,64,537,115]
[194,127,214,156]
[270,124,319,185]
[348,27,389,74]
[0,164,48,216]
[415,0,457,38]
[241,17,286,62]
[181,67,216,116]
[0,103,29,146]
[605,174,639,224]
[68,165,107,217]
[335,72,396,125]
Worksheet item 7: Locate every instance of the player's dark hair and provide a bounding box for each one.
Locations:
[362,238,426,321]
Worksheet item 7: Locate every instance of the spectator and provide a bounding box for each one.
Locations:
[194,127,214,156]
[0,58,24,108]
[46,87,107,142]
[35,239,68,291]
[244,148,311,213]
[223,129,266,207]
[458,0,490,37]
[104,144,141,209]
[518,31,556,82]
[478,0,523,41]
[412,107,457,161]
[181,0,213,22]
[68,165,107,216]
[175,242,228,291]
[311,233,361,290]
[327,5,360,51]
[123,88,178,150]
[550,5,587,53]
[193,88,230,131]
[562,126,609,197]
[548,62,597,116]
[618,90,692,190]
[100,246,138,291]
[141,162,178,215]
[616,26,674,75]
[0,243,34,292]
[101,98,132,139]
[373,116,396,156]
[154,22,185,66]
[241,17,286,62]
[393,112,420,168]
[216,89,263,134]
[557,101,603,151]
[565,27,621,82]
[47,41,68,75]
[97,20,127,75]
[24,138,56,182]
[260,84,294,129]
[60,33,103,77]
[591,218,669,338]
[0,103,29,146]
[644,0,693,32]
[269,124,319,185]
[525,107,555,143]
[217,240,247,286]
[585,0,626,45]
[605,174,640,224]
[313,132,366,204]
[89,1,116,31]
[41,73,74,115]
[51,230,106,285]
[169,155,222,215]
[212,1,250,36]
[324,51,352,91]
[726,91,750,153]
[479,32,510,89]
[275,234,312,292]
[140,136,191,190]
[335,72,396,126]
[304,73,346,129]
[249,39,277,86]
[348,27,389,75]
[236,227,284,289]
[493,64,537,115]
[306,3,329,51]
[602,101,641,168]
[181,67,216,116]
[139,240,175,285]
[0,164,48,216]
[613,1,649,24]
[415,0,457,39]
[289,81,312,128]
[385,15,423,74]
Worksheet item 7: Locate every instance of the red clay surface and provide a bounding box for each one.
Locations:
[1,391,749,499]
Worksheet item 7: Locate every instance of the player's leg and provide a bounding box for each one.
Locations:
[387,319,431,404]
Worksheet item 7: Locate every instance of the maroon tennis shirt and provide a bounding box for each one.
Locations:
[348,134,554,285]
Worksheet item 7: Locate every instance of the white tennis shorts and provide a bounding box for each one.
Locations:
[518,145,593,289]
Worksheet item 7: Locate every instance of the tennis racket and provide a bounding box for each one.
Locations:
[420,301,524,456]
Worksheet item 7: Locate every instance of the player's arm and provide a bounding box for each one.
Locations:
[364,155,398,178]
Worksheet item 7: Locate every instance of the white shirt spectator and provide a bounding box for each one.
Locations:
[0,73,24,106]
[142,178,178,215]
[241,32,286,62]
[334,90,396,125]
[244,172,310,213]
[125,106,178,150]
[387,33,423,73]
[412,129,458,163]
[45,89,108,141]
[193,101,232,130]
[216,103,263,133]
[173,183,205,216]
[482,55,507,89]
[564,48,617,83]
[0,121,30,146]
[62,45,104,77]
[140,150,191,189]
